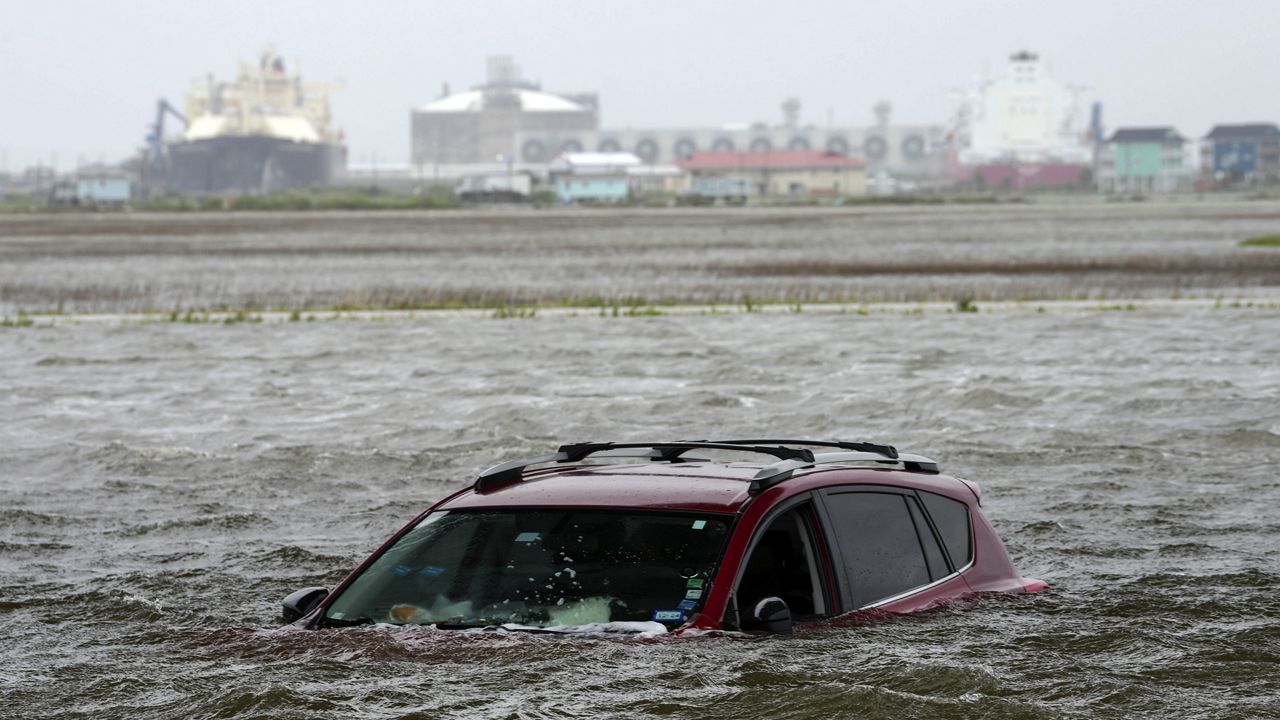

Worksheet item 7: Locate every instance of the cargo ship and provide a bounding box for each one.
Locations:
[163,50,345,194]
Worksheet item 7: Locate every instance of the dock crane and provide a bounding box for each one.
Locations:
[141,99,187,193]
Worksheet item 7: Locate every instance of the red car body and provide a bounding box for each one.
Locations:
[286,441,1045,633]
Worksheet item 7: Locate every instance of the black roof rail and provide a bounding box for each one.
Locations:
[708,438,899,459]
[474,441,816,492]
[749,451,940,494]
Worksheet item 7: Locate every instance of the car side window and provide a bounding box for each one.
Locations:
[822,490,933,608]
[918,491,973,569]
[906,498,949,580]
[735,504,830,618]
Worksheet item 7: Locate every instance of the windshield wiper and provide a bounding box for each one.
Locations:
[319,615,376,628]
[433,622,498,630]
[426,622,596,634]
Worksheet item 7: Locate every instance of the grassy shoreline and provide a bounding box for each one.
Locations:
[0,191,1036,216]
[1241,234,1280,247]
[3,296,1277,328]
[5,187,1280,218]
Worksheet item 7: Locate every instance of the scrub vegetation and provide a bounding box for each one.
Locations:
[138,189,459,212]
[1240,234,1280,247]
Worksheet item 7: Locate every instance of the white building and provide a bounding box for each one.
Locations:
[954,51,1092,165]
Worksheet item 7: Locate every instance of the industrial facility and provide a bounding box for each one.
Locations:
[411,56,598,170]
[514,100,940,179]
[11,47,1252,204]
[410,56,942,183]
[145,49,346,195]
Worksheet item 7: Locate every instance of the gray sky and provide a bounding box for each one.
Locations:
[2,0,1278,170]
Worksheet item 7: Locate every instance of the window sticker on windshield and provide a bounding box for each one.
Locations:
[391,563,412,577]
[652,610,684,622]
[677,598,697,611]
[686,578,705,589]
[419,565,446,577]
[691,520,707,530]
[685,588,703,600]
[514,531,541,543]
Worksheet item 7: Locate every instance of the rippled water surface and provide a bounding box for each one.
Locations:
[3,306,1279,718]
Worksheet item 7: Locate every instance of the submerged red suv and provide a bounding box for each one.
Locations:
[282,440,1046,634]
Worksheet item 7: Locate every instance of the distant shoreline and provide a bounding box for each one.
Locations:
[3,188,1279,223]
[2,195,1279,235]
[5,297,1278,328]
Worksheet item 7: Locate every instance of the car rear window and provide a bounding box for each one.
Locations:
[919,491,973,569]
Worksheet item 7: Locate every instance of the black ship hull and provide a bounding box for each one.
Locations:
[165,136,345,194]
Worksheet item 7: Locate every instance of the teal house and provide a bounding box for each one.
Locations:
[552,176,630,203]
[1097,127,1191,193]
[547,152,640,203]
[77,177,131,205]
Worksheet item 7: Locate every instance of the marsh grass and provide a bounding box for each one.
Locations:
[712,254,1280,277]
[0,311,34,328]
[623,306,664,317]
[490,305,537,319]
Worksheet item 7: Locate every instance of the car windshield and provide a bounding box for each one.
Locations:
[322,508,732,629]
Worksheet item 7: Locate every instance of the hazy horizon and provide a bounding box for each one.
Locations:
[3,0,1279,171]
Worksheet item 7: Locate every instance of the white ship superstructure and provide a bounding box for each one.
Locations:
[954,51,1091,165]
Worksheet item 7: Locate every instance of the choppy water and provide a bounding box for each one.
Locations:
[3,308,1278,718]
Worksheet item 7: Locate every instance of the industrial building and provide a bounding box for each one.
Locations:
[411,56,598,169]
[1096,127,1191,194]
[678,150,867,197]
[1201,124,1280,185]
[515,116,938,179]
[412,57,942,181]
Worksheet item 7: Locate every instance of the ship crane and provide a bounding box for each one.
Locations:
[141,99,187,195]
[145,98,188,160]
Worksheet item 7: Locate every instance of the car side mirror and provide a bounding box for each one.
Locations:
[743,596,792,634]
[281,586,328,624]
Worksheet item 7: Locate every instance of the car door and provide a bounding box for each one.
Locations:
[816,485,955,610]
[732,494,839,623]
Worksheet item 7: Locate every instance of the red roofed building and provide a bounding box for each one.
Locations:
[678,150,867,198]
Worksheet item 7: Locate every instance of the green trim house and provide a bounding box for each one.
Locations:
[1097,127,1191,193]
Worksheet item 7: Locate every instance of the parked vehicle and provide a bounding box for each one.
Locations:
[282,440,1045,634]
[688,177,749,202]
[455,173,532,202]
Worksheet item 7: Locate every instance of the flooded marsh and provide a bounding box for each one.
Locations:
[3,202,1279,315]
[2,204,1279,718]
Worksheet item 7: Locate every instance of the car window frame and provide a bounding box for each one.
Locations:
[815,484,963,610]
[728,492,840,626]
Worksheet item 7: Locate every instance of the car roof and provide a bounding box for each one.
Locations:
[436,461,977,514]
